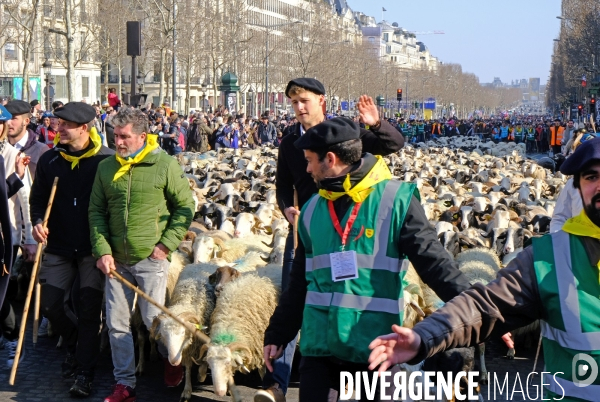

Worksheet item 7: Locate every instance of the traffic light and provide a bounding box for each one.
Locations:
[578,104,583,116]
[397,89,403,101]
[590,94,596,114]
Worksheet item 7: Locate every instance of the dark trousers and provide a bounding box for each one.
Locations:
[0,301,16,340]
[39,253,104,373]
[552,145,562,155]
[299,356,392,402]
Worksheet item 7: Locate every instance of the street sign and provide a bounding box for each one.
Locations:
[341,101,348,111]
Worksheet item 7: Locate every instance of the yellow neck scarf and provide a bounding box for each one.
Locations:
[562,210,600,277]
[318,155,392,203]
[54,127,103,169]
[113,134,159,181]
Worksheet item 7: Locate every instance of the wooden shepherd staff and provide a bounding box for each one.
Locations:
[110,270,243,402]
[293,189,299,249]
[10,177,58,385]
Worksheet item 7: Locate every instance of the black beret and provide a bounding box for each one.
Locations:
[294,118,359,150]
[285,78,326,98]
[560,137,600,175]
[5,100,31,116]
[30,99,39,107]
[53,102,96,124]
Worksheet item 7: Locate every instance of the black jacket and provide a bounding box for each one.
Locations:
[275,119,404,213]
[264,154,472,348]
[105,121,116,150]
[30,142,115,258]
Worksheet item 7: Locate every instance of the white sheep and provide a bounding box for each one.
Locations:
[198,274,279,397]
[150,263,217,402]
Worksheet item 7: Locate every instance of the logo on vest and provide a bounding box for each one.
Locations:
[365,229,374,238]
[573,353,599,387]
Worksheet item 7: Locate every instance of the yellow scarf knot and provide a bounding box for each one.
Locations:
[562,210,600,280]
[54,127,103,169]
[318,155,392,203]
[113,134,160,181]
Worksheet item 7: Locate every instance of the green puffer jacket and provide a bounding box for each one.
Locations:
[89,147,194,265]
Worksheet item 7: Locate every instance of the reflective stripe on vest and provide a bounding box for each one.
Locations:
[534,231,600,400]
[306,291,405,315]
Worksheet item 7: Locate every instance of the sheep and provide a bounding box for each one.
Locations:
[150,263,217,402]
[198,274,279,397]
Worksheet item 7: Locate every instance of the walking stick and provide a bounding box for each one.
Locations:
[10,177,58,385]
[32,281,40,345]
[293,189,299,250]
[110,270,243,402]
[528,333,543,387]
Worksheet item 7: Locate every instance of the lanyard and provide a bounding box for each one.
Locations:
[328,200,362,251]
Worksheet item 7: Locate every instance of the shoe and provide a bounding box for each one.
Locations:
[5,339,24,368]
[254,383,286,402]
[103,384,136,402]
[37,317,49,338]
[163,357,183,387]
[69,372,93,397]
[61,352,78,378]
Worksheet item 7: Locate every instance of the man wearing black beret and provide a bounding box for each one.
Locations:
[5,100,48,179]
[367,136,600,402]
[255,77,406,402]
[29,102,114,397]
[262,117,471,401]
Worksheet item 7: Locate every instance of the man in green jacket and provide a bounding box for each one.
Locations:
[88,108,194,402]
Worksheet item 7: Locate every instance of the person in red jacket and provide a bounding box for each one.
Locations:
[107,88,121,111]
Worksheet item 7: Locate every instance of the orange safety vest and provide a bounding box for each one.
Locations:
[550,126,564,146]
[507,127,514,141]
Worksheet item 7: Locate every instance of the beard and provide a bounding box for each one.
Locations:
[584,193,600,228]
[117,147,133,158]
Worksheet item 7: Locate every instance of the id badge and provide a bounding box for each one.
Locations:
[330,250,359,282]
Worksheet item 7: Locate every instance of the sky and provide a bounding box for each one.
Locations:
[346,0,562,84]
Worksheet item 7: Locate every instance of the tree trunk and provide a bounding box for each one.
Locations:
[185,54,191,114]
[159,47,166,105]
[65,0,75,102]
[104,62,109,103]
[21,0,40,101]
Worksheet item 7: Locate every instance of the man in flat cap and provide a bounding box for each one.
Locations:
[368,137,600,402]
[29,101,114,397]
[255,78,406,402]
[261,118,471,401]
[5,99,48,178]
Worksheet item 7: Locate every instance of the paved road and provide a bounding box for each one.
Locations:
[0,315,543,402]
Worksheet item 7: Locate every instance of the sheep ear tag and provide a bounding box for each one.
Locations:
[365,229,374,238]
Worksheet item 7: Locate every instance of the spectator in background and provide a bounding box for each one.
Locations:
[107,88,121,112]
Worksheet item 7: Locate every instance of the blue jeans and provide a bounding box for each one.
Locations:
[262,230,298,394]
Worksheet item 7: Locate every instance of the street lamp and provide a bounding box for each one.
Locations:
[248,20,302,113]
[201,81,208,112]
[42,59,54,111]
[248,87,254,118]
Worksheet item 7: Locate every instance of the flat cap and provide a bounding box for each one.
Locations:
[294,117,359,150]
[30,99,39,107]
[560,137,600,175]
[5,100,31,116]
[0,104,12,122]
[285,78,326,98]
[53,102,96,124]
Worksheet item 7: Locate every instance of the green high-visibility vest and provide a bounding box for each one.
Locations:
[533,231,600,401]
[416,124,425,134]
[298,180,418,363]
[513,128,524,140]
[527,129,536,141]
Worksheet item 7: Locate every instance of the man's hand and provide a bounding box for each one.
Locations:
[501,332,514,349]
[21,244,38,262]
[368,324,422,373]
[97,254,116,278]
[32,223,48,243]
[150,243,169,260]
[15,154,29,180]
[357,95,380,127]
[263,345,283,372]
[284,207,300,225]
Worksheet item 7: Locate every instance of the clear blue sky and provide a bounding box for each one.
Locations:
[346,0,561,84]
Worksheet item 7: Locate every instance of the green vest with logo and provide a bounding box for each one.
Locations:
[299,180,418,363]
[514,128,524,141]
[526,129,536,141]
[416,124,425,134]
[533,231,600,401]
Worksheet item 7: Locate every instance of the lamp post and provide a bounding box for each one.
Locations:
[137,74,144,95]
[201,81,207,112]
[42,59,53,111]
[248,20,302,113]
[248,87,254,118]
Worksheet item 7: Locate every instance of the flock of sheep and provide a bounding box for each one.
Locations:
[133,135,562,401]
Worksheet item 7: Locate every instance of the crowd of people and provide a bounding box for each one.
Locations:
[0,77,595,402]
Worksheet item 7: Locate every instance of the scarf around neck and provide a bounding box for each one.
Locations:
[318,155,392,203]
[113,134,159,181]
[53,127,103,169]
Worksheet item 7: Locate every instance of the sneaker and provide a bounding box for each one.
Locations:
[61,352,78,379]
[37,317,49,338]
[103,384,136,402]
[254,383,286,402]
[69,372,93,397]
[5,339,24,368]
[163,358,183,387]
